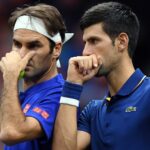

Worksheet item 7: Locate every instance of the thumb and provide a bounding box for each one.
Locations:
[21,51,35,68]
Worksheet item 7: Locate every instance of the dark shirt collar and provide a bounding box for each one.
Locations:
[117,68,145,96]
[105,68,146,102]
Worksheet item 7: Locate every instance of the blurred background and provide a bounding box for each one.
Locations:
[0,0,149,149]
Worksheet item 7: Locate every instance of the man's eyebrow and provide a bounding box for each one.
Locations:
[88,36,101,40]
[12,38,42,44]
[84,36,101,42]
[27,40,42,45]
[12,38,19,43]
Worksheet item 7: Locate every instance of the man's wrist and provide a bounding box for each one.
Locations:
[60,81,83,107]
[66,78,83,85]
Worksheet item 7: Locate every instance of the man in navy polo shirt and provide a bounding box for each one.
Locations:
[0,3,73,150]
[52,2,150,150]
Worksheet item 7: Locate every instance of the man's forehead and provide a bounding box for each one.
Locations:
[13,29,45,42]
[82,23,106,40]
[14,29,44,37]
[83,31,101,41]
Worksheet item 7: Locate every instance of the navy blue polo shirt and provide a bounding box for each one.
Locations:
[78,69,150,150]
[5,74,64,150]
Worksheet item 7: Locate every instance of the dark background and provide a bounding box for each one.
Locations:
[0,0,149,148]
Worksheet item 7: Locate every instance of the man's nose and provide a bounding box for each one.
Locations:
[19,47,28,58]
[82,44,93,56]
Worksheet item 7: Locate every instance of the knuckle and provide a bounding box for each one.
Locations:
[69,57,76,62]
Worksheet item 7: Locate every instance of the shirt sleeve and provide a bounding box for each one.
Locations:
[25,92,60,140]
[78,100,96,134]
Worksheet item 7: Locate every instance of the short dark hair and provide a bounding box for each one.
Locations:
[9,3,67,43]
[80,2,140,58]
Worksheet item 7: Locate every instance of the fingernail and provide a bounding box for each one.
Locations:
[94,64,98,67]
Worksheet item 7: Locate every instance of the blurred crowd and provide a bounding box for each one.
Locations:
[0,0,149,149]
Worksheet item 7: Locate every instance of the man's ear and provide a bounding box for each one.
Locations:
[52,43,62,59]
[116,32,129,52]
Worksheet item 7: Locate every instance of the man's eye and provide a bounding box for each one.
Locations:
[14,41,21,48]
[89,39,97,44]
[28,44,41,49]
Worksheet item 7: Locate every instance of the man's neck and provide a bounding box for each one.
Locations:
[23,66,58,91]
[106,60,135,96]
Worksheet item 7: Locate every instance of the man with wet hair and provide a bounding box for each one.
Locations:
[0,3,73,150]
[53,2,150,150]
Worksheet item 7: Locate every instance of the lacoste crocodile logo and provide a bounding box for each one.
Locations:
[125,106,137,112]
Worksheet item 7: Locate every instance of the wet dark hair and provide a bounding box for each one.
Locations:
[80,2,140,58]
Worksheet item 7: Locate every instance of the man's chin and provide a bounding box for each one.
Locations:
[23,71,34,79]
[95,67,107,77]
[95,72,103,77]
[24,67,34,76]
